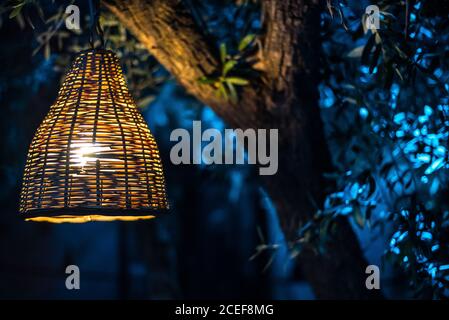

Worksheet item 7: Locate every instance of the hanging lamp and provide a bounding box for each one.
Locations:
[19,1,168,223]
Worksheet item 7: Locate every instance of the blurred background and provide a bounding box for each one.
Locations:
[0,1,305,299]
[0,0,448,299]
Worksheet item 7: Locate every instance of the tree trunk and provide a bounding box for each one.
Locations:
[104,0,382,299]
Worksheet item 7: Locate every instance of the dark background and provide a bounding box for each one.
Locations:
[1,0,448,299]
[0,14,309,299]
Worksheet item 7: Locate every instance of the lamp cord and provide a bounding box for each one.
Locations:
[88,0,105,49]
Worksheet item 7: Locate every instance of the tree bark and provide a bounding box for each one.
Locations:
[104,0,382,299]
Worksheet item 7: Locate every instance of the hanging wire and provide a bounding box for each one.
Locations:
[88,0,105,49]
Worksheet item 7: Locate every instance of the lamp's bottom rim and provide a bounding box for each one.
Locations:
[25,215,155,223]
[20,207,168,223]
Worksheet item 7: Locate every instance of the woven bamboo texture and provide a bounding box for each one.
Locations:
[20,49,168,222]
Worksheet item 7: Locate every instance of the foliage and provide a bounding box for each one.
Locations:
[198,35,255,103]
[1,0,167,109]
[2,0,449,299]
[316,0,449,298]
[188,0,261,102]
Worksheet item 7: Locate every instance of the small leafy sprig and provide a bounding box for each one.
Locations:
[198,34,256,103]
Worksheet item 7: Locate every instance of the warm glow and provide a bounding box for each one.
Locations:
[19,50,169,221]
[70,142,118,168]
[25,215,155,223]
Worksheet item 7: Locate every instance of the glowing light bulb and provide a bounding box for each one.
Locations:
[70,143,113,168]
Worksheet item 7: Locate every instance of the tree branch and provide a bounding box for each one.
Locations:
[261,0,324,109]
[103,0,264,129]
[105,0,381,299]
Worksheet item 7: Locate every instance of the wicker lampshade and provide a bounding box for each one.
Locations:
[19,49,168,223]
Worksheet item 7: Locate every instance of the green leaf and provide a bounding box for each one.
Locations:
[34,2,45,21]
[44,42,50,60]
[343,97,358,105]
[394,66,404,82]
[225,77,249,86]
[137,95,155,109]
[380,11,396,19]
[219,43,227,63]
[362,14,368,34]
[25,14,35,29]
[361,34,376,66]
[238,34,255,51]
[393,44,408,60]
[354,206,366,228]
[374,32,382,44]
[198,76,217,85]
[222,60,237,76]
[226,82,237,103]
[347,46,364,58]
[9,4,24,19]
[218,83,228,100]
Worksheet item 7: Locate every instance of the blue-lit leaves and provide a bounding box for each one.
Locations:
[387,204,449,298]
[393,112,406,124]
[389,105,448,190]
[359,107,369,119]
[420,231,433,241]
[323,171,378,229]
[321,0,449,299]
[429,178,440,195]
[418,26,433,39]
[319,84,336,109]
[390,83,400,109]
[432,244,440,252]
